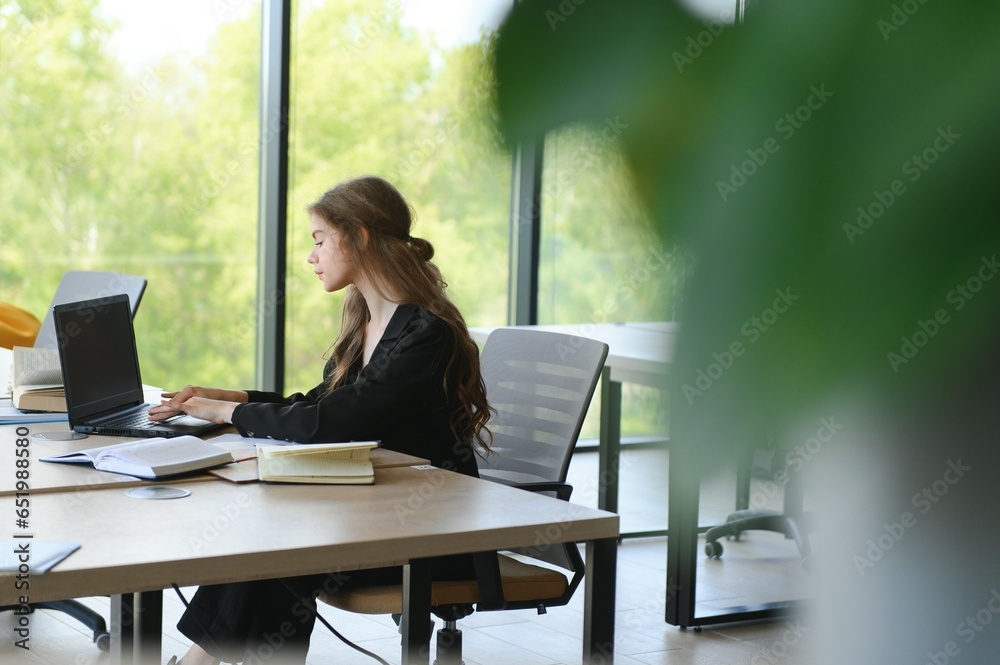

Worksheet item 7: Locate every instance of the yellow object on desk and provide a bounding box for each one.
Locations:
[0,303,41,350]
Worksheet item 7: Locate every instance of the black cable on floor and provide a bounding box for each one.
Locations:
[275,579,390,665]
[169,581,391,665]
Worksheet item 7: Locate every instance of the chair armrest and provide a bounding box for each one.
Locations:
[510,481,574,502]
[473,551,506,611]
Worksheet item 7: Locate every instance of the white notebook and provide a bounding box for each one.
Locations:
[257,441,377,484]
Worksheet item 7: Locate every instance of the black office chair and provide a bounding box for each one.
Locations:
[319,328,609,664]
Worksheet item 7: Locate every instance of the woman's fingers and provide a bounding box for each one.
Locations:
[149,402,182,420]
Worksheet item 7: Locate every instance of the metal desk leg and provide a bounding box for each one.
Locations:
[584,537,617,664]
[110,591,163,665]
[665,443,804,627]
[402,558,432,665]
[135,591,163,665]
[598,366,622,515]
[665,442,700,628]
[600,367,670,539]
[110,594,134,665]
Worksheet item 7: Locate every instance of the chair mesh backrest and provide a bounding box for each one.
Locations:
[34,271,147,349]
[477,328,609,485]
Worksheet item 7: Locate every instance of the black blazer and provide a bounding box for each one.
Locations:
[231,304,479,477]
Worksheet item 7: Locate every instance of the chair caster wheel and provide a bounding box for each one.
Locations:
[705,541,723,558]
[95,632,111,652]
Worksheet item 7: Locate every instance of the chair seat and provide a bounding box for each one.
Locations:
[319,555,568,615]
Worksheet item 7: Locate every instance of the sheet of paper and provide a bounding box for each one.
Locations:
[0,398,69,424]
[0,540,81,573]
[208,432,300,448]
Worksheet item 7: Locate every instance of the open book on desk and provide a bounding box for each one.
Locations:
[40,435,234,479]
[257,441,378,484]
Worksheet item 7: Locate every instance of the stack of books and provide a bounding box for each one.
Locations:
[10,346,65,412]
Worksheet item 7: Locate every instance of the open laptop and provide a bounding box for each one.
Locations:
[53,294,223,438]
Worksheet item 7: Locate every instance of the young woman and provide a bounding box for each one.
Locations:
[149,175,492,665]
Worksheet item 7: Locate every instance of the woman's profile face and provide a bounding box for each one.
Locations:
[307,214,353,292]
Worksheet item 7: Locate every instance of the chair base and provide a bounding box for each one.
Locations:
[2,600,111,651]
[434,622,464,665]
[703,509,814,571]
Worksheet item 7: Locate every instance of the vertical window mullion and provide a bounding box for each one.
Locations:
[256,0,292,393]
[507,139,543,326]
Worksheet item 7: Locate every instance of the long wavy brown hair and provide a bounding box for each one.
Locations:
[308,175,493,457]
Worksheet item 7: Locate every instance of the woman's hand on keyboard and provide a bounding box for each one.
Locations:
[149,385,246,423]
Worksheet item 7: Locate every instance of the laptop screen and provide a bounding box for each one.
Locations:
[54,294,145,421]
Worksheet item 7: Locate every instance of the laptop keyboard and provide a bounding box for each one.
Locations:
[101,409,159,430]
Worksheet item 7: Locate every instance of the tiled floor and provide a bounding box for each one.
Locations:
[0,447,815,664]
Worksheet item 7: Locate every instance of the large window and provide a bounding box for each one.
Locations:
[3,1,680,415]
[283,0,513,393]
[1,0,261,390]
[539,126,684,326]
[540,126,688,440]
